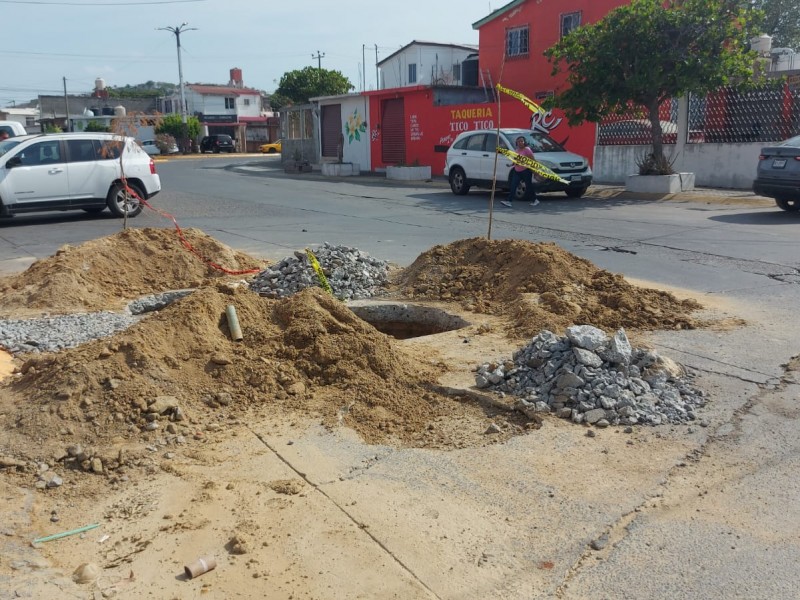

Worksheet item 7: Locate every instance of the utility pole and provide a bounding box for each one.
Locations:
[362,44,366,92]
[312,50,325,70]
[62,77,70,132]
[158,23,197,124]
[375,44,379,90]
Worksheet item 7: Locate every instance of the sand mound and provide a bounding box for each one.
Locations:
[0,285,512,473]
[0,227,265,317]
[394,238,700,335]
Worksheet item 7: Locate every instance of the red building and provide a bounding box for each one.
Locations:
[366,0,629,174]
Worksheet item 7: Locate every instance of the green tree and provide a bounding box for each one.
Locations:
[270,67,354,110]
[751,0,800,48]
[84,120,111,132]
[155,114,201,152]
[545,0,761,173]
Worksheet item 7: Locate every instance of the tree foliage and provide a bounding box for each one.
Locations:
[107,82,177,99]
[751,0,800,49]
[155,114,201,151]
[270,67,354,110]
[545,0,762,172]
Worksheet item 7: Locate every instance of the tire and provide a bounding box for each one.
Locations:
[82,207,106,214]
[213,148,220,154]
[775,197,800,212]
[268,148,277,154]
[106,182,144,218]
[566,186,588,198]
[449,167,470,195]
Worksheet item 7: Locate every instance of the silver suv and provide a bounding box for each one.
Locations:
[444,128,592,199]
[0,132,161,218]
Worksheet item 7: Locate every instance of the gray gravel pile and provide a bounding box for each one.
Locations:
[0,290,194,354]
[249,243,390,300]
[0,312,140,354]
[475,325,706,427]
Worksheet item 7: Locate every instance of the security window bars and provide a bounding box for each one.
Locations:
[506,26,529,58]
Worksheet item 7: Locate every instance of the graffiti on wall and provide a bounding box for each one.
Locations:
[530,110,564,135]
[410,114,422,141]
[344,109,367,143]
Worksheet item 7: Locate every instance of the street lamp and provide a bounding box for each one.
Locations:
[158,23,197,123]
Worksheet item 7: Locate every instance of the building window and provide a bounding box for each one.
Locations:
[506,26,529,57]
[561,11,582,38]
[408,63,417,84]
[225,97,235,109]
[243,98,251,106]
[452,63,461,81]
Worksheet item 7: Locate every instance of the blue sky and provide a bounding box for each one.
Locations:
[1,0,496,106]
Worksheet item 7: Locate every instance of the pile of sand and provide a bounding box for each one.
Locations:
[393,238,701,335]
[0,227,265,317]
[0,233,705,479]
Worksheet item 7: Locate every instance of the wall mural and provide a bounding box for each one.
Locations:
[344,108,367,143]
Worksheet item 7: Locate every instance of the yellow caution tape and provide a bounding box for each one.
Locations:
[495,84,546,115]
[305,248,334,296]
[496,147,569,185]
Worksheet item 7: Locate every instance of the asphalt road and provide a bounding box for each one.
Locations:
[2,155,799,598]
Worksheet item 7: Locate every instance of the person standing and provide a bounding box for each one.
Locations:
[501,136,540,208]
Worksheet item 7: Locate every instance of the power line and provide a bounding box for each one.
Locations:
[0,0,204,4]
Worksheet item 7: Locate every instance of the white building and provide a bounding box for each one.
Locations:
[165,68,269,151]
[0,107,40,133]
[377,41,478,89]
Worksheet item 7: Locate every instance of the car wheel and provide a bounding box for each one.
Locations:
[449,167,470,195]
[566,186,588,198]
[82,207,106,214]
[107,182,144,218]
[775,197,800,212]
[268,148,277,154]
[213,148,220,154]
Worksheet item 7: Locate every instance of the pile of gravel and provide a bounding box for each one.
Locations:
[249,243,390,300]
[475,325,706,427]
[0,312,140,354]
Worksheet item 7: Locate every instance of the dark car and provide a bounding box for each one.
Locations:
[753,135,800,211]
[200,134,235,154]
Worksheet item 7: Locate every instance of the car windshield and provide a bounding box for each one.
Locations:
[0,139,22,157]
[518,132,566,152]
[779,135,800,147]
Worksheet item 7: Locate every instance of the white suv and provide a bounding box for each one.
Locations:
[444,128,593,199]
[0,132,161,218]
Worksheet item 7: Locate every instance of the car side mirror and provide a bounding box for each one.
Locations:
[5,156,21,169]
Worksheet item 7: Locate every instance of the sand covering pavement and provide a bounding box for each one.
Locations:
[0,227,705,598]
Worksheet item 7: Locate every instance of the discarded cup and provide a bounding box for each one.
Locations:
[184,556,217,579]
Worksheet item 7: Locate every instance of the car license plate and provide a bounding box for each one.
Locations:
[773,159,787,168]
[570,175,583,181]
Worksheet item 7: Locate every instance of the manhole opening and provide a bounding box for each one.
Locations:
[348,302,470,340]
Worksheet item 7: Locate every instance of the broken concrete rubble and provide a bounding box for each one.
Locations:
[475,325,705,426]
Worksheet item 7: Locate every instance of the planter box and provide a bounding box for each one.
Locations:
[322,162,360,177]
[386,165,432,181]
[626,173,696,194]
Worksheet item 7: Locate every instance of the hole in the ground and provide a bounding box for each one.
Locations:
[348,301,471,339]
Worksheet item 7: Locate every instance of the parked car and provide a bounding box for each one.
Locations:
[259,139,282,154]
[141,139,180,156]
[0,132,161,218]
[200,134,235,153]
[0,121,27,138]
[753,135,800,211]
[444,128,593,199]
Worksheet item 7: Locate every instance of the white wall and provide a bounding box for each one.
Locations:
[317,96,371,170]
[593,143,763,189]
[380,45,475,89]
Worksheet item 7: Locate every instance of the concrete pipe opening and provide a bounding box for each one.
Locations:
[347,301,471,340]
